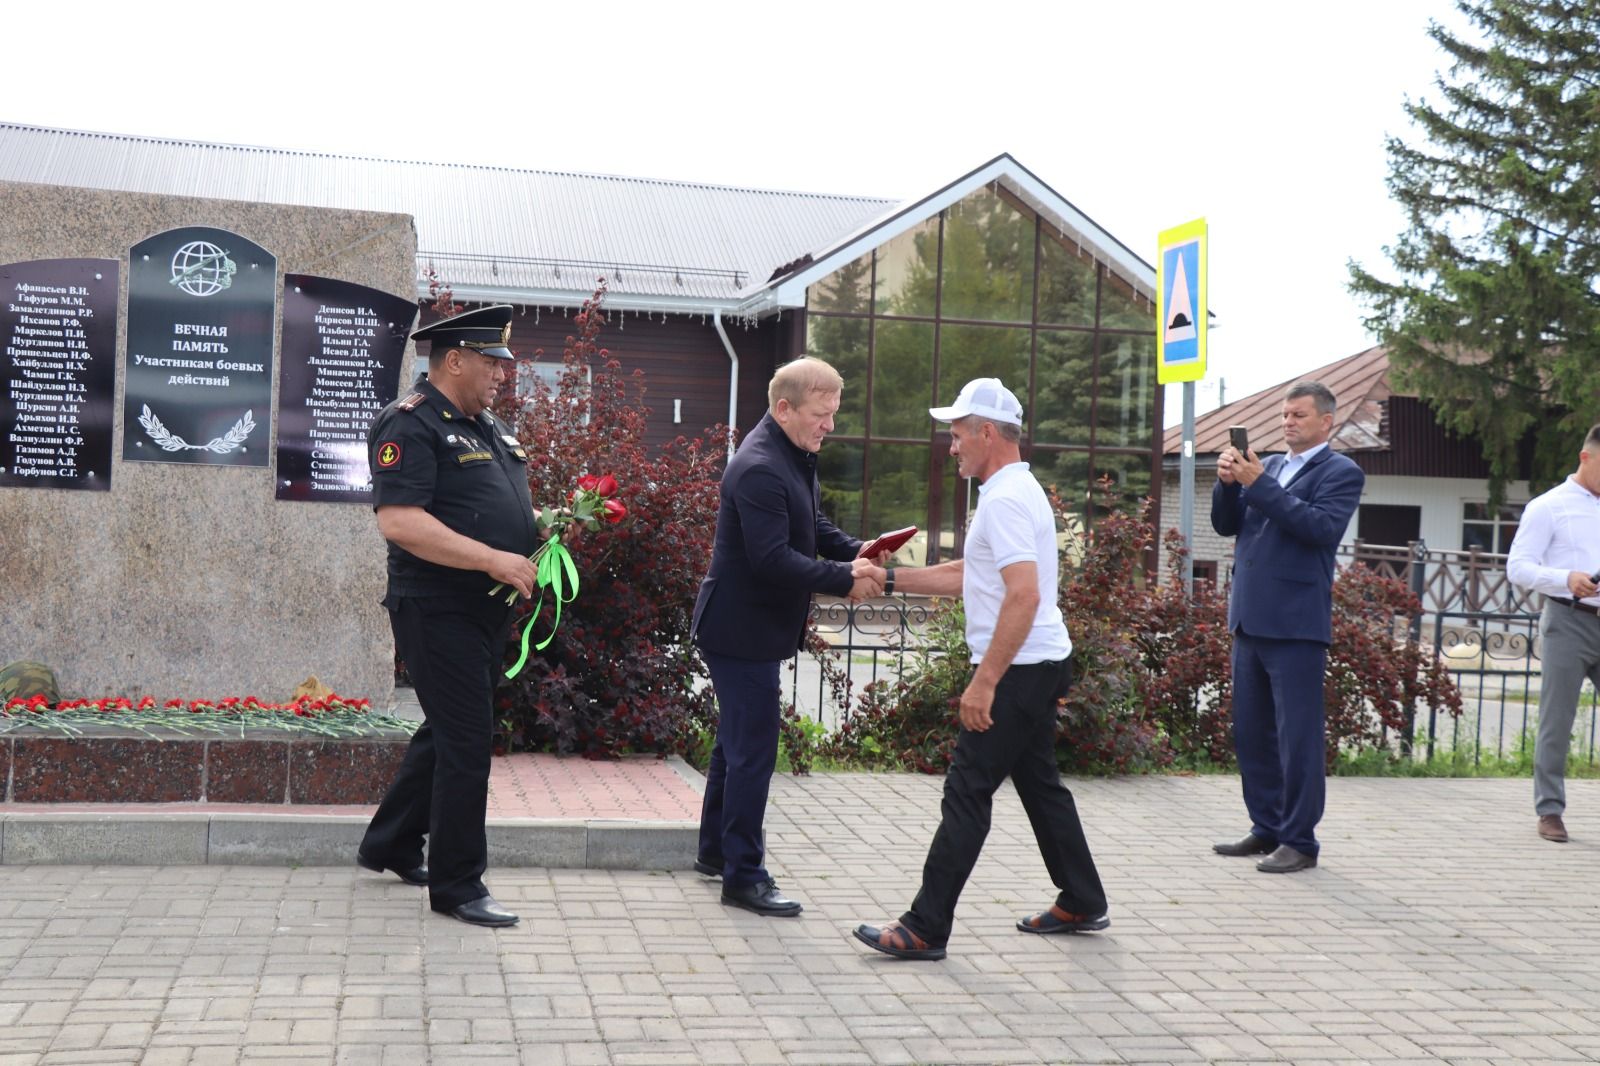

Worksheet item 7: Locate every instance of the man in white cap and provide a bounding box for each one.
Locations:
[851,378,1108,960]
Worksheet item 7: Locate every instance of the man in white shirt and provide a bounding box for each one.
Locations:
[1505,424,1600,843]
[850,378,1108,961]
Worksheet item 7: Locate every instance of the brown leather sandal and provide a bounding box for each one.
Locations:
[852,921,947,960]
[1016,904,1110,934]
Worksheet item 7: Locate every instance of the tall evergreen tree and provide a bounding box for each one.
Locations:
[1349,0,1600,499]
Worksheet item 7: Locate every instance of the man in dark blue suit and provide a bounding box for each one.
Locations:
[1210,381,1365,873]
[692,357,882,915]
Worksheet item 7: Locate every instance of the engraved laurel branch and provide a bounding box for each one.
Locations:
[138,405,256,454]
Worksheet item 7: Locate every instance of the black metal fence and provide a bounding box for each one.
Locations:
[787,598,937,731]
[788,542,1599,766]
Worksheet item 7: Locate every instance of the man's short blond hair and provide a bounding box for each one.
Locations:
[768,357,843,411]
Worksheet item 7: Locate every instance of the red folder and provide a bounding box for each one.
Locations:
[860,525,918,558]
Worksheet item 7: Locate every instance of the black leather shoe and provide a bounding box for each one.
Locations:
[721,878,802,917]
[1212,833,1276,857]
[357,851,428,887]
[1256,845,1317,873]
[441,895,519,927]
[693,859,723,878]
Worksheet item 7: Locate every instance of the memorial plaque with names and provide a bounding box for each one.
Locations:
[0,258,119,491]
[276,275,415,503]
[123,226,277,467]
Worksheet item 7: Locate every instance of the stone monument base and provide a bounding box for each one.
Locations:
[0,730,408,804]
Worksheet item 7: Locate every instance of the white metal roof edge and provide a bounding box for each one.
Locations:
[0,121,899,204]
[438,282,744,316]
[733,154,1160,317]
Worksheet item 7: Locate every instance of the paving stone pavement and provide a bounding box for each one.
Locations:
[2,772,1598,1065]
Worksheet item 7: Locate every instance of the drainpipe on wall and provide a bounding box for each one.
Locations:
[712,309,739,458]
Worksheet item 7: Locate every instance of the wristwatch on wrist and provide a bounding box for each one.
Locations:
[884,567,896,595]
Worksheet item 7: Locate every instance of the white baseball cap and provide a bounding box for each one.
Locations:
[928,377,1024,427]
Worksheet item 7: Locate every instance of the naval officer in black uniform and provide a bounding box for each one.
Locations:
[357,304,537,928]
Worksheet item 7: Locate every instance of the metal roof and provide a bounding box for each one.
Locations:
[741,153,1160,315]
[0,123,895,309]
[1163,345,1394,458]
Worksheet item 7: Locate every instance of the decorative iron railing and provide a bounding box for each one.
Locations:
[789,543,1596,767]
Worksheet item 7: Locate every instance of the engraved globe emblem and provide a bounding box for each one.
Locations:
[169,241,237,297]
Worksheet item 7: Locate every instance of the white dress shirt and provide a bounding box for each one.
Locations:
[1506,475,1600,605]
[1276,441,1329,486]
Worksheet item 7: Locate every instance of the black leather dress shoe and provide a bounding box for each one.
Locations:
[357,852,428,887]
[692,859,723,878]
[1212,833,1276,857]
[1256,844,1317,873]
[721,878,803,917]
[441,895,519,927]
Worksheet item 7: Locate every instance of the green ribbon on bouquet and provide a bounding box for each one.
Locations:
[504,535,581,679]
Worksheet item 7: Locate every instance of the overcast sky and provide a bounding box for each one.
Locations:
[10,0,1467,420]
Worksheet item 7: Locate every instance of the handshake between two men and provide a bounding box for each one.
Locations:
[848,550,891,602]
[844,524,918,602]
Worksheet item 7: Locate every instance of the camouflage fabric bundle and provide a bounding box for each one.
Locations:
[0,661,60,704]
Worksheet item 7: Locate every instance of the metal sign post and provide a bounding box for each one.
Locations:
[1156,218,1208,596]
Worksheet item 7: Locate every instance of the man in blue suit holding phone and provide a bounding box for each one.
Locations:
[692,357,883,916]
[1210,381,1364,873]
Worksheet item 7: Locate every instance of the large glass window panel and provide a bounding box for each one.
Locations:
[1098,268,1155,331]
[806,252,872,314]
[1030,449,1091,506]
[874,218,939,317]
[1024,444,1088,563]
[866,443,930,538]
[1037,228,1098,327]
[1032,329,1094,446]
[872,320,934,439]
[937,445,976,562]
[1094,333,1155,449]
[806,313,869,436]
[937,324,1029,412]
[818,441,865,538]
[939,185,1035,323]
[1089,450,1153,518]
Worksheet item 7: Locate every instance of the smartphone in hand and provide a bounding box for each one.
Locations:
[1228,425,1249,455]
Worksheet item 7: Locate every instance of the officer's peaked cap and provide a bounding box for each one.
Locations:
[411,304,516,360]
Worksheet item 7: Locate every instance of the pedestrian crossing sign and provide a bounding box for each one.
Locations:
[1156,218,1207,384]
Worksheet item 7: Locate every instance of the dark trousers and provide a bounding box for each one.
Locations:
[697,650,781,889]
[361,593,513,910]
[902,657,1107,944]
[1231,632,1328,855]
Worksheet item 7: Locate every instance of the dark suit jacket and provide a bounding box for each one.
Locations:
[692,414,860,661]
[1211,447,1365,645]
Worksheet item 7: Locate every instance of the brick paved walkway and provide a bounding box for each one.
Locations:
[2,773,1597,1065]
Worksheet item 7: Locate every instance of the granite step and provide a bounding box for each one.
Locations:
[0,752,705,871]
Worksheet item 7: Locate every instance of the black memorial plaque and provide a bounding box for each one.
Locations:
[276,274,415,503]
[123,227,276,466]
[1,258,119,491]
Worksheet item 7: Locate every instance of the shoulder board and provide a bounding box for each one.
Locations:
[396,392,426,412]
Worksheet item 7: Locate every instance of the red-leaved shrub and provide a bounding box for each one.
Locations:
[490,282,725,756]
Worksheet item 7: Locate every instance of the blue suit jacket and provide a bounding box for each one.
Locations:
[1210,448,1365,645]
[692,414,860,662]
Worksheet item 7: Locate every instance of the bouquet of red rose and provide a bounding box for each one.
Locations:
[492,473,627,678]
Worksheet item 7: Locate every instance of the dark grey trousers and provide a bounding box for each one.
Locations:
[1534,600,1600,816]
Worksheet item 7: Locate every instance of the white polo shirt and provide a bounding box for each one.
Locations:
[962,462,1073,664]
